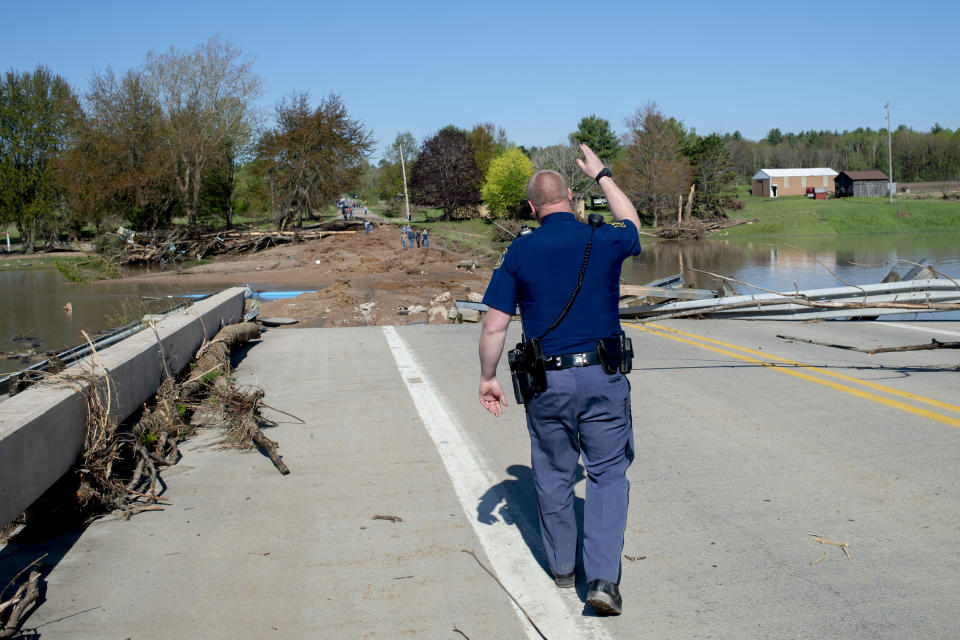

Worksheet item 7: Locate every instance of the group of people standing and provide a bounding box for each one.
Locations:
[400,224,429,250]
[337,198,368,220]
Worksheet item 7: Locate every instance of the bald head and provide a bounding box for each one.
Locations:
[526,170,569,210]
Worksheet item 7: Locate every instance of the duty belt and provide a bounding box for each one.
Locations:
[543,351,601,370]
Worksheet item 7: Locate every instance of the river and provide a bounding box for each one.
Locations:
[3,232,960,375]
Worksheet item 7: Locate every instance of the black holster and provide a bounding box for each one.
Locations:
[507,337,547,405]
[596,333,634,375]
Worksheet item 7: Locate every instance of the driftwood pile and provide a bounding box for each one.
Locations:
[66,321,288,520]
[657,217,757,240]
[110,228,354,265]
[0,321,289,638]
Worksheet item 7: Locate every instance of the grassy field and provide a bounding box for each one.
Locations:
[725,192,960,237]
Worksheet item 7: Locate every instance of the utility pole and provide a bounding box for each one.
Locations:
[399,145,411,222]
[885,103,894,204]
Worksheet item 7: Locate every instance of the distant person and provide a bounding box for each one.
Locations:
[422,228,429,247]
[400,227,408,250]
[416,228,422,248]
[407,226,416,248]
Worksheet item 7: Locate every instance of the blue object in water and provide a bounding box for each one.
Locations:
[251,290,316,301]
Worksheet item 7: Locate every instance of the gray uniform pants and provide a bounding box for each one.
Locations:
[524,365,634,583]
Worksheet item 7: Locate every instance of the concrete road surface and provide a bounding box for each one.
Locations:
[3,318,960,639]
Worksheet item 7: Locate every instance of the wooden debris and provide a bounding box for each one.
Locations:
[372,515,404,523]
[0,569,41,638]
[809,533,850,559]
[778,335,960,356]
[624,554,647,561]
[656,217,757,240]
[108,228,355,266]
[0,554,46,639]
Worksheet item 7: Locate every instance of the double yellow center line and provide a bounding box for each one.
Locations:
[624,321,960,429]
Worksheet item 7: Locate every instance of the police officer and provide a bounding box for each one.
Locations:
[478,143,641,616]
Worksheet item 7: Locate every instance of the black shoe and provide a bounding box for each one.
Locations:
[587,579,622,616]
[551,569,575,588]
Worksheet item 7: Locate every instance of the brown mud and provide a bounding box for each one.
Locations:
[109,225,493,328]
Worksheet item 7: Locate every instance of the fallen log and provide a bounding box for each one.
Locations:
[0,569,41,639]
[180,322,290,475]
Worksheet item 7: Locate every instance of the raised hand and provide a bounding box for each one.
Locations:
[576,143,605,179]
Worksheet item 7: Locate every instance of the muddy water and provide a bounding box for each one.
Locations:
[0,267,207,375]
[625,233,960,296]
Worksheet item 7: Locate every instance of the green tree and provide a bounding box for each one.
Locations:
[467,122,509,177]
[482,147,535,219]
[765,128,783,146]
[0,65,81,252]
[375,132,418,214]
[230,161,269,220]
[688,134,737,217]
[255,91,374,229]
[571,115,621,164]
[409,127,483,220]
[61,67,175,232]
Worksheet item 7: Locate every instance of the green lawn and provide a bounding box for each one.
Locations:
[726,194,960,236]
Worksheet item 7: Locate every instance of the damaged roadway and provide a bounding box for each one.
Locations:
[5,316,960,639]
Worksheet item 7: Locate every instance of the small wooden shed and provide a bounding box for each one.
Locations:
[834,170,889,198]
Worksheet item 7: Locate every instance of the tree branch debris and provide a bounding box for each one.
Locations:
[809,533,850,559]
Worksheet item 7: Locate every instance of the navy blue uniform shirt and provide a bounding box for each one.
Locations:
[482,212,642,355]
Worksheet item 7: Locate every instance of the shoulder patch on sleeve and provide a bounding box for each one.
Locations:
[493,248,507,270]
[608,221,626,228]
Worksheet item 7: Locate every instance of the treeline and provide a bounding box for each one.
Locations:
[723,125,960,183]
[372,105,739,227]
[0,36,372,252]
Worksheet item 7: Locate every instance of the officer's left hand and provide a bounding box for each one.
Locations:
[479,378,507,417]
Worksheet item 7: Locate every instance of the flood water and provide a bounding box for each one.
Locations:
[625,232,960,293]
[2,232,960,376]
[0,267,209,376]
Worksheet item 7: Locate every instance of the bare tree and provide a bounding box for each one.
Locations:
[530,143,596,212]
[144,35,262,227]
[617,102,692,227]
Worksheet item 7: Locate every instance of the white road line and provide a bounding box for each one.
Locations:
[876,322,960,338]
[382,326,612,640]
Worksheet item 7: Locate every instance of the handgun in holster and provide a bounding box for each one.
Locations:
[507,337,547,405]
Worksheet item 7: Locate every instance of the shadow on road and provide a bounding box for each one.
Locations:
[476,464,586,583]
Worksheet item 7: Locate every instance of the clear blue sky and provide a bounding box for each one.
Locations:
[3,0,958,158]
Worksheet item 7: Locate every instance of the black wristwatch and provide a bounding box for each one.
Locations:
[595,167,612,183]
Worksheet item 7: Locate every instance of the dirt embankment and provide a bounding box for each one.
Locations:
[116,225,494,328]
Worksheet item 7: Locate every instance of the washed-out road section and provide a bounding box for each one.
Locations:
[5,317,960,639]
